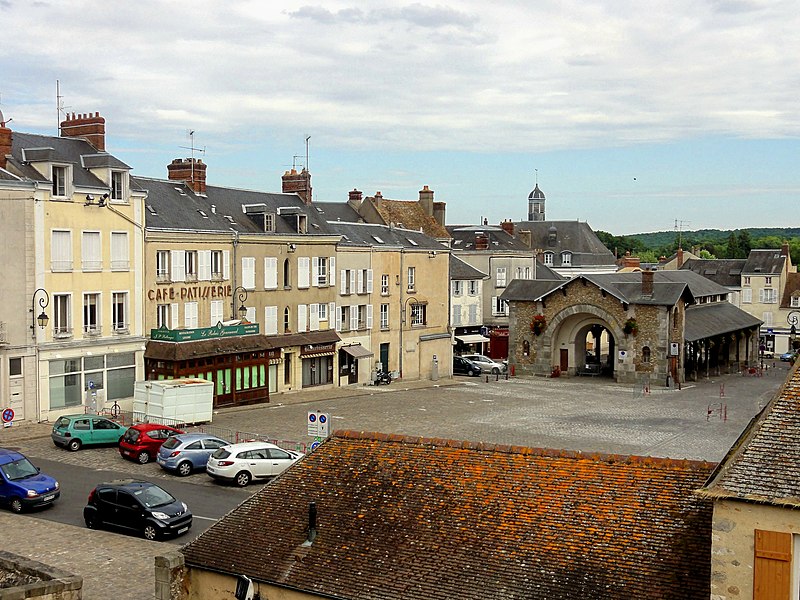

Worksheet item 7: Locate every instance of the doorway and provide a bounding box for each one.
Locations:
[560,349,569,372]
[380,343,390,373]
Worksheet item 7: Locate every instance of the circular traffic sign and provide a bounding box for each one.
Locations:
[2,408,14,423]
[310,441,321,451]
[308,414,317,423]
[319,415,327,424]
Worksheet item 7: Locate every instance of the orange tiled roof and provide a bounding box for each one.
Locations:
[371,198,450,239]
[183,431,714,599]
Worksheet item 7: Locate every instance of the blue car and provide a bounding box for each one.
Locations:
[0,448,60,513]
[156,433,229,476]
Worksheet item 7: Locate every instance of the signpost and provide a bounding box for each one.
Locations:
[307,411,330,439]
[2,408,14,428]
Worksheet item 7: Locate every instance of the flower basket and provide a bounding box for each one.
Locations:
[530,314,547,336]
[623,318,638,336]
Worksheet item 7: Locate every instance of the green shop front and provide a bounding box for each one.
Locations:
[144,323,280,408]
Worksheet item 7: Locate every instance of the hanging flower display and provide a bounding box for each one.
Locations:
[623,318,638,336]
[531,314,547,336]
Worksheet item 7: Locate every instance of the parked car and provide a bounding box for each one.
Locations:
[119,423,185,464]
[453,355,483,377]
[51,414,128,451]
[206,441,303,487]
[462,354,507,374]
[83,479,192,541]
[156,433,230,476]
[780,351,797,362]
[0,449,60,513]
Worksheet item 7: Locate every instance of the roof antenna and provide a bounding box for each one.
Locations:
[56,80,69,134]
[180,130,206,184]
[674,219,690,249]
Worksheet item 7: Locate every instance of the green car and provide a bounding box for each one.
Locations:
[51,415,129,452]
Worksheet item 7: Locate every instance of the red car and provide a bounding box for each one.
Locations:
[119,424,185,464]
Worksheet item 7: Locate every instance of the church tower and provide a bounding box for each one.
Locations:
[528,183,545,221]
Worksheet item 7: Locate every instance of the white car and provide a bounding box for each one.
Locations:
[463,354,507,374]
[206,441,303,487]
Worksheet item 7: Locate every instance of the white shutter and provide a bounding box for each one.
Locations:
[366,304,373,329]
[491,296,497,316]
[335,306,342,331]
[170,303,179,329]
[222,250,230,281]
[172,250,186,282]
[340,270,347,295]
[453,305,462,326]
[51,230,72,270]
[184,302,198,328]
[350,305,359,330]
[310,303,320,331]
[366,269,374,293]
[242,257,256,289]
[245,306,256,323]
[298,257,310,288]
[210,300,223,325]
[265,306,278,335]
[264,257,278,289]
[328,302,336,329]
[329,257,336,286]
[742,288,752,303]
[357,269,364,294]
[312,257,320,287]
[111,232,128,269]
[297,304,307,333]
[469,304,478,325]
[198,250,211,281]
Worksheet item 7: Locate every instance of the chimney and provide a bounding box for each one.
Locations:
[676,247,684,268]
[419,185,434,217]
[642,269,654,297]
[518,230,532,248]
[781,242,790,257]
[282,168,312,205]
[433,201,446,227]
[347,188,363,209]
[59,112,106,151]
[0,119,11,171]
[167,158,207,194]
[500,219,514,236]
[619,251,640,270]
[475,233,489,250]
[302,502,318,546]
[373,191,383,209]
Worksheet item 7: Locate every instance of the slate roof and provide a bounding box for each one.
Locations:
[325,221,445,251]
[370,196,450,239]
[780,272,800,308]
[450,255,488,280]
[684,302,762,342]
[134,176,333,236]
[182,431,714,600]
[699,364,800,506]
[511,220,617,267]
[448,225,531,251]
[742,248,786,275]
[312,201,363,223]
[681,258,745,288]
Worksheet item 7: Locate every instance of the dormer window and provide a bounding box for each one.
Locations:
[110,170,126,202]
[561,251,572,266]
[264,213,275,232]
[297,214,307,234]
[543,252,554,266]
[52,165,68,198]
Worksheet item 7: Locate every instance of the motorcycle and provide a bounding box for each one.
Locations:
[374,369,393,385]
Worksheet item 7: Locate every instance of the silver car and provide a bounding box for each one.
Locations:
[463,354,507,374]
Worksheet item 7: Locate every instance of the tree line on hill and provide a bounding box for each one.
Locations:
[596,228,800,265]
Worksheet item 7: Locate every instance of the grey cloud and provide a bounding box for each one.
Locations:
[289,3,477,30]
[709,0,766,14]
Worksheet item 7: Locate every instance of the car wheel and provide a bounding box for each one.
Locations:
[67,438,82,452]
[85,514,99,529]
[143,523,159,541]
[9,497,23,514]
[235,471,251,487]
[177,461,192,477]
[492,367,500,374]
[468,369,475,377]
[137,451,151,464]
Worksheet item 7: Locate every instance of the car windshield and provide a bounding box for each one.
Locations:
[134,485,175,508]
[161,437,181,450]
[1,458,39,481]
[54,417,70,429]
[212,448,231,459]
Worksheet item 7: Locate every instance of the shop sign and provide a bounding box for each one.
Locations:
[151,322,260,342]
[301,343,335,356]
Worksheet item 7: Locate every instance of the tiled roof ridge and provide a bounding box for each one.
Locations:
[333,430,715,470]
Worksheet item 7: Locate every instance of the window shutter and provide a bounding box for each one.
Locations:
[329,257,336,286]
[242,257,256,289]
[198,250,211,281]
[51,230,72,271]
[340,270,347,295]
[453,305,462,325]
[350,305,359,330]
[245,306,256,323]
[357,269,364,294]
[297,304,307,333]
[265,306,278,335]
[312,257,320,287]
[754,529,792,599]
[469,304,478,325]
[366,269,373,293]
[309,304,320,330]
[349,270,356,294]
[366,304,373,329]
[222,250,230,281]
[298,257,310,288]
[335,306,342,331]
[111,232,129,270]
[172,250,186,282]
[264,257,278,289]
[170,303,179,329]
[210,300,223,325]
[328,302,336,328]
[742,288,752,303]
[184,302,198,328]
[491,296,497,316]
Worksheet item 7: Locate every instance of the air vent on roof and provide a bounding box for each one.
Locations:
[754,267,762,272]
[173,186,186,196]
[372,235,385,244]
[315,207,324,213]
[224,215,235,224]
[407,238,418,246]
[312,223,320,229]
[198,209,208,218]
[146,204,157,215]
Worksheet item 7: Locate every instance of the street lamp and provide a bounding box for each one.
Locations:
[232,286,248,320]
[398,296,419,379]
[31,288,50,333]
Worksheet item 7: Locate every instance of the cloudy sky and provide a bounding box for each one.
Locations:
[2,0,798,234]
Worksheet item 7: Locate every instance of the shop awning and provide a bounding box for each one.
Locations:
[455,334,490,344]
[340,344,374,359]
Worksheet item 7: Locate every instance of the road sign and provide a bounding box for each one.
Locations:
[2,408,14,423]
[307,411,330,438]
[318,413,329,437]
[310,440,321,451]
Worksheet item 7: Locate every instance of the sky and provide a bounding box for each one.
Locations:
[2,0,799,235]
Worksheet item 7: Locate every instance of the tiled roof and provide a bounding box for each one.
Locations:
[781,272,800,308]
[699,364,800,506]
[182,431,714,600]
[450,255,488,280]
[684,302,762,342]
[372,197,450,239]
[681,258,746,288]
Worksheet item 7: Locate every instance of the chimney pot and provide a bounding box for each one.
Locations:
[641,269,654,296]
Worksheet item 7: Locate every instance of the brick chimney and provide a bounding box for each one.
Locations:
[433,201,446,227]
[167,158,207,194]
[0,117,11,171]
[419,185,434,217]
[60,112,106,151]
[282,168,312,205]
[347,188,363,209]
[676,247,684,268]
[619,251,640,270]
[500,219,514,236]
[781,242,790,257]
[475,233,489,250]
[373,191,383,209]
[641,269,654,297]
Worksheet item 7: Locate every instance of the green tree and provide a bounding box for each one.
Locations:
[738,230,752,256]
[726,233,740,259]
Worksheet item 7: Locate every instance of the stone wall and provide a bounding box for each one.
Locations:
[0,551,82,600]
[155,552,187,600]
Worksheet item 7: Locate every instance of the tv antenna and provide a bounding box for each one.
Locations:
[674,219,690,248]
[292,155,305,170]
[0,92,11,127]
[180,130,206,161]
[56,80,70,132]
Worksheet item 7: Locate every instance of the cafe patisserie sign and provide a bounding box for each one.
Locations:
[147,284,232,302]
